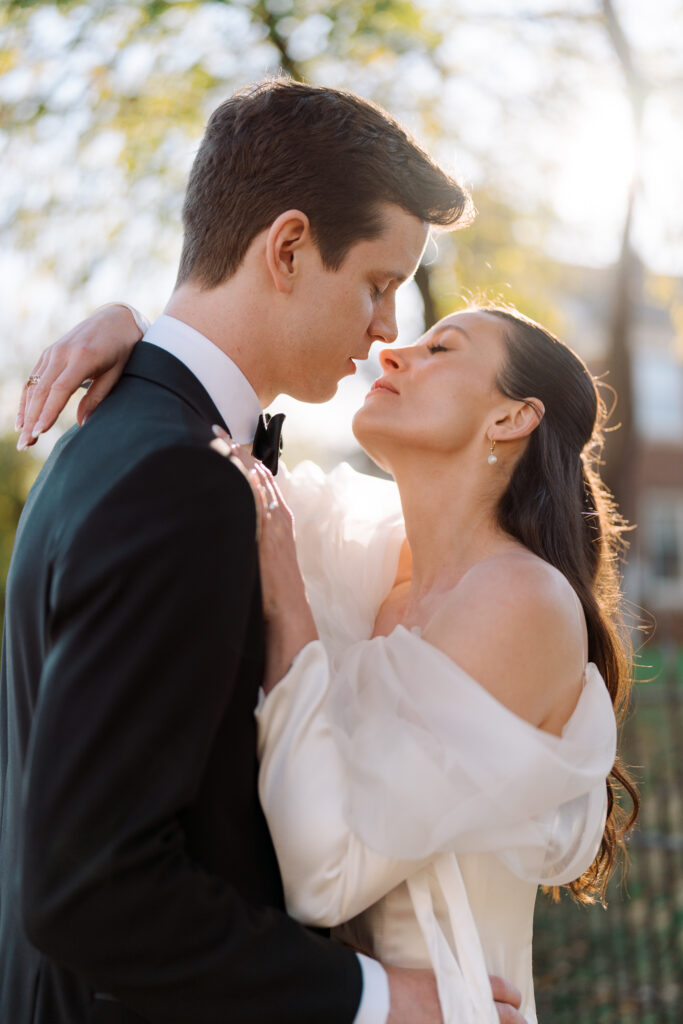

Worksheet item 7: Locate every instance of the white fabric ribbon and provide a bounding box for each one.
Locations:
[408,854,499,1024]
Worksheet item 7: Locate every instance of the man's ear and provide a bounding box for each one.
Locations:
[265,210,311,294]
[489,398,545,443]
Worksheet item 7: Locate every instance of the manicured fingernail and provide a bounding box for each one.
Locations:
[32,422,44,439]
[81,412,89,425]
[17,436,28,452]
[15,416,22,432]
[212,424,235,445]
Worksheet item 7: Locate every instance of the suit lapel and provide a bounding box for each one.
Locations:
[122,341,230,434]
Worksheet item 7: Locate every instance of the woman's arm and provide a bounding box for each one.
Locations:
[17,303,145,450]
[224,444,612,925]
[216,438,422,924]
[211,431,319,691]
[256,641,422,926]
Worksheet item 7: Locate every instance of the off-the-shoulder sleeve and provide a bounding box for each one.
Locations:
[256,626,616,929]
[277,461,405,659]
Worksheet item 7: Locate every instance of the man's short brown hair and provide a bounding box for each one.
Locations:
[177,78,472,288]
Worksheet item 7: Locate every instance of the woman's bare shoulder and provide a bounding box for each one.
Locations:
[422,551,586,732]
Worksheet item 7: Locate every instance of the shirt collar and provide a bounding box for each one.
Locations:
[142,314,262,444]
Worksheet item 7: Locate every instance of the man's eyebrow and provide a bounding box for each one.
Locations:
[378,270,408,284]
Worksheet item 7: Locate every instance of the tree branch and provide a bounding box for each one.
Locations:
[253,2,304,82]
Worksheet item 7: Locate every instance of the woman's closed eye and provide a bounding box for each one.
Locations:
[426,342,450,354]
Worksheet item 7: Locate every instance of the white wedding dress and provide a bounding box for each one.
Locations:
[256,462,617,1024]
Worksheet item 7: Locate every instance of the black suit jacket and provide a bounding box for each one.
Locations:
[0,342,362,1023]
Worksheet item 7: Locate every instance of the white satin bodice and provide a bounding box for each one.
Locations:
[335,855,537,1020]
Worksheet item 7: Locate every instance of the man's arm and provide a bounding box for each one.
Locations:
[20,444,361,1024]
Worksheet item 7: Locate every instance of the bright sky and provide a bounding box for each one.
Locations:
[1,0,681,459]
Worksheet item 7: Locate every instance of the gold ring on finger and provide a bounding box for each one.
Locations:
[26,375,41,387]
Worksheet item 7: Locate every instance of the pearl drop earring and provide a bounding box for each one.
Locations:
[487,440,498,465]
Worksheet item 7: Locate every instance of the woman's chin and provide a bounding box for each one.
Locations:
[352,419,392,475]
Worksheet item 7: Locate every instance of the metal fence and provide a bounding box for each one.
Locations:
[533,650,683,1022]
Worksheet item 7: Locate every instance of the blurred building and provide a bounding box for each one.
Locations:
[632,300,683,646]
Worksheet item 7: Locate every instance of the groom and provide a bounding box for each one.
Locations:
[2,80,522,1023]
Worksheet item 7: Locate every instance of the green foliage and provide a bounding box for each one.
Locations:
[3,0,679,289]
[0,0,456,300]
[428,186,568,332]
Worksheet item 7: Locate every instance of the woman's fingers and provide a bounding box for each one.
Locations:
[16,351,49,435]
[490,975,524,1024]
[16,305,142,451]
[248,463,281,536]
[494,1003,526,1024]
[17,354,60,450]
[210,427,267,533]
[32,367,86,435]
[18,346,90,450]
[489,976,522,1010]
[211,430,290,539]
[16,372,34,432]
[211,426,259,468]
[75,364,124,426]
[252,461,290,523]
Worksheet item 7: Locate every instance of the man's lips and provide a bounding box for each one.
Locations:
[369,377,399,395]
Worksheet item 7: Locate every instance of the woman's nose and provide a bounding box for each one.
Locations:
[379,347,409,372]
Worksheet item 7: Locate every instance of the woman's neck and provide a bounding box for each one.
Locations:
[391,450,518,613]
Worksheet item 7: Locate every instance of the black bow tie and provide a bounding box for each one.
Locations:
[251,412,285,474]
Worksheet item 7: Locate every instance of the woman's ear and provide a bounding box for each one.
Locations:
[265,210,311,294]
[489,398,545,443]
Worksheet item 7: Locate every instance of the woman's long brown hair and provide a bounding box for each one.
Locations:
[482,305,639,903]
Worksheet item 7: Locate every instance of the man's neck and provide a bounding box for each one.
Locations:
[164,280,279,406]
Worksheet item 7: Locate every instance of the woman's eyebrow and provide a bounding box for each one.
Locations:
[431,324,471,343]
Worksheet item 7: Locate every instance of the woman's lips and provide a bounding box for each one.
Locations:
[369,378,399,395]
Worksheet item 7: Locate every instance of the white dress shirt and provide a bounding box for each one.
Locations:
[141,314,262,443]
[135,312,390,1024]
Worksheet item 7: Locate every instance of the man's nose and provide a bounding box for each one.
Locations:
[370,301,398,344]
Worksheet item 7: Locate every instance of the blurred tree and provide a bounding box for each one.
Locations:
[0,0,449,335]
[1,0,682,504]
[600,0,647,522]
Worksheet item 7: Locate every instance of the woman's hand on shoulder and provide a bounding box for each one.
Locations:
[212,428,318,692]
[16,304,144,450]
[422,553,586,734]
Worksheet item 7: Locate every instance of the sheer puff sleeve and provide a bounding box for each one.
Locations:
[257,627,616,921]
[276,460,405,660]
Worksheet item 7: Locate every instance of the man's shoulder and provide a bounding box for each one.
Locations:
[51,369,222,486]
[67,421,247,508]
[30,412,252,560]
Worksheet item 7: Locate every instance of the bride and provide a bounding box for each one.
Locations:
[18,302,638,1022]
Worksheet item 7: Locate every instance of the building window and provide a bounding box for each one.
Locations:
[634,352,683,442]
[643,491,683,607]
